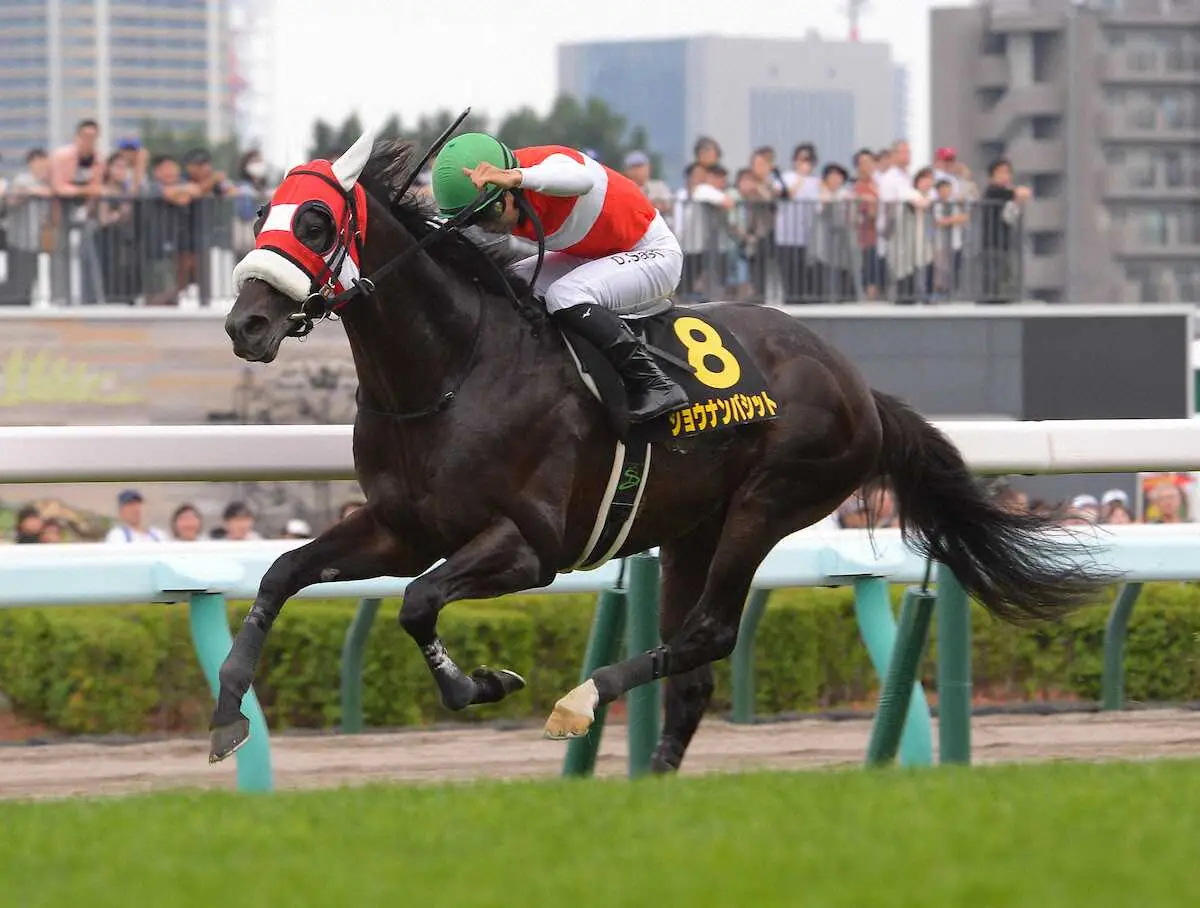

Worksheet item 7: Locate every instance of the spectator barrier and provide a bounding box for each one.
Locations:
[2,419,1199,792]
[0,196,1027,308]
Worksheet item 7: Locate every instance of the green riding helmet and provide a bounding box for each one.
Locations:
[431,132,519,219]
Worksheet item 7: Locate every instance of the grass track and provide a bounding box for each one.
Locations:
[4,759,1200,908]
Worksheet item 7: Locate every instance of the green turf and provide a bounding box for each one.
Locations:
[3,760,1200,908]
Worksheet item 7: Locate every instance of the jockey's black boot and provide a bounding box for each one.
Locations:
[553,303,688,423]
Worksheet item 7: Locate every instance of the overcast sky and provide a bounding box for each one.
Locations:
[268,0,972,172]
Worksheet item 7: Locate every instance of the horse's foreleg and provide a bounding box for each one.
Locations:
[209,507,431,762]
[398,518,546,711]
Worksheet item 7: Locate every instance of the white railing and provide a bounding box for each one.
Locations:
[1,418,1200,483]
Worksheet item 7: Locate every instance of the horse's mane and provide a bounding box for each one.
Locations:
[357,138,532,300]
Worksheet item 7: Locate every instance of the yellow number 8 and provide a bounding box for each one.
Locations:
[673,316,741,390]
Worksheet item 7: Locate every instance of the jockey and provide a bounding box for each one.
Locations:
[430,133,688,423]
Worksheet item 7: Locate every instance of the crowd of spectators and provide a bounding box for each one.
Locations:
[0,118,268,307]
[620,136,1032,306]
[9,490,366,545]
[819,476,1189,533]
[0,118,1032,308]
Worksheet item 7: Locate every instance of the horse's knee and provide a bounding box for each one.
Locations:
[397,580,440,642]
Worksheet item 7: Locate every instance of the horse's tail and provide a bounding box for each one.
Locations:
[870,389,1115,624]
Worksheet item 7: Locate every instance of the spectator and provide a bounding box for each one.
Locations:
[182,148,235,305]
[875,139,913,298]
[170,503,204,541]
[113,138,149,193]
[216,501,262,540]
[0,149,54,305]
[96,151,139,302]
[14,504,42,543]
[811,163,856,300]
[932,147,960,196]
[980,157,1031,304]
[141,154,198,306]
[728,167,771,301]
[675,163,732,300]
[774,143,821,303]
[742,147,780,296]
[105,489,167,542]
[1068,494,1101,524]
[39,518,65,543]
[622,150,674,223]
[1101,489,1133,524]
[992,482,1029,514]
[49,118,105,304]
[281,518,312,540]
[691,136,722,171]
[233,149,270,258]
[1146,482,1188,524]
[932,178,968,299]
[852,149,882,299]
[891,166,934,304]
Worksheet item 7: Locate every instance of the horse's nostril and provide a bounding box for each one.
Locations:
[229,314,271,342]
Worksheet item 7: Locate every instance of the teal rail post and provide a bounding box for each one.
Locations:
[625,552,662,778]
[730,589,772,724]
[340,598,382,733]
[188,592,273,793]
[1102,582,1144,711]
[853,577,934,767]
[864,586,937,767]
[562,584,628,778]
[935,564,972,765]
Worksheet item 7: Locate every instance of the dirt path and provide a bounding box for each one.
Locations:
[4,709,1200,801]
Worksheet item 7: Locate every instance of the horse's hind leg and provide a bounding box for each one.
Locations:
[397,518,548,711]
[545,492,843,742]
[651,520,723,774]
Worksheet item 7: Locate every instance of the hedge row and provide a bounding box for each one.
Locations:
[2,583,1200,737]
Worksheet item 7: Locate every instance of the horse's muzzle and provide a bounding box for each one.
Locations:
[226,312,283,363]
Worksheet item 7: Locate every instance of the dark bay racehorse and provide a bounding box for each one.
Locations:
[213,126,1110,768]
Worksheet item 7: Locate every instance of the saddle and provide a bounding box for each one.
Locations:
[554,300,779,446]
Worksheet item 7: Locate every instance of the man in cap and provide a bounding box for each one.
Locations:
[105,489,167,542]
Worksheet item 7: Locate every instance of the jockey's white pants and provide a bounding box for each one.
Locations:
[507,212,682,317]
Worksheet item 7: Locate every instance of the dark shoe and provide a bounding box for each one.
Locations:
[552,304,688,422]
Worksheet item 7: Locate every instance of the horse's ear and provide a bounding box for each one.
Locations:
[332,124,378,191]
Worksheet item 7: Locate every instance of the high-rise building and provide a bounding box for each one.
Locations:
[0,0,232,168]
[932,0,1200,304]
[558,33,906,190]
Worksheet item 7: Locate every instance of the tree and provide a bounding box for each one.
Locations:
[496,95,657,171]
[304,96,658,172]
[137,119,242,174]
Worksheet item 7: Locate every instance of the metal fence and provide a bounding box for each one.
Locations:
[0,193,1028,307]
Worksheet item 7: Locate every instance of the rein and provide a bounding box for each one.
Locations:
[277,123,549,420]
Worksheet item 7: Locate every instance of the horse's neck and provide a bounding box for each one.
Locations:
[337,199,489,416]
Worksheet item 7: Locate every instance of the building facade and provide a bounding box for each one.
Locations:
[932,0,1200,304]
[558,34,905,190]
[0,0,232,168]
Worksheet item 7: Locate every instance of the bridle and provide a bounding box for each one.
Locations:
[277,109,547,340]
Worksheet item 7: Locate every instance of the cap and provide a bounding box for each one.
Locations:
[183,148,211,166]
[624,150,650,169]
[1070,494,1099,511]
[117,138,141,151]
[117,489,143,505]
[284,518,312,537]
[935,146,957,161]
[1102,489,1130,507]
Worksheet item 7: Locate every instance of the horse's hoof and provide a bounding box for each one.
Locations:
[543,680,598,740]
[209,716,251,763]
[469,666,526,704]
